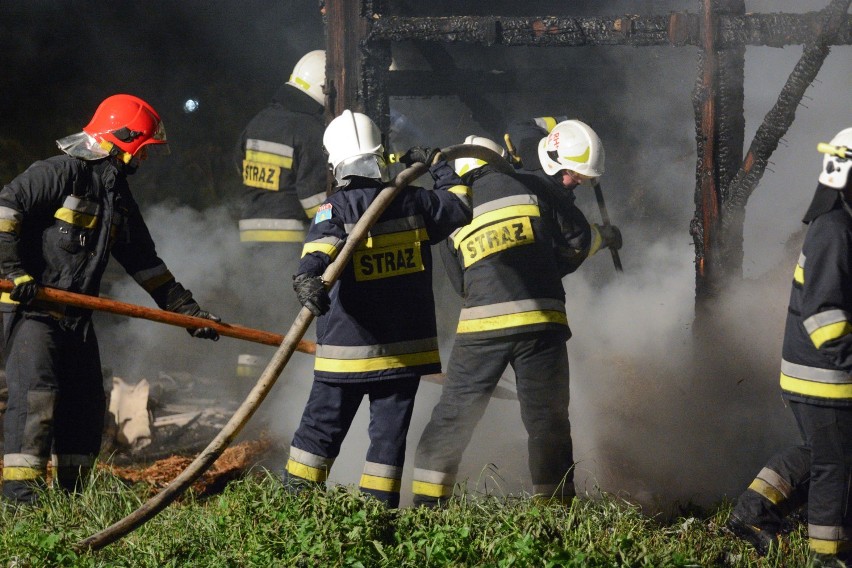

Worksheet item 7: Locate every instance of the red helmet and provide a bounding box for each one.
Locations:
[83,94,168,157]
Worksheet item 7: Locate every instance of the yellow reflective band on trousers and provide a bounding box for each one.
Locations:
[360,474,401,493]
[412,480,452,498]
[457,310,567,334]
[809,524,852,555]
[286,458,328,483]
[2,466,44,481]
[747,477,786,505]
[314,350,441,374]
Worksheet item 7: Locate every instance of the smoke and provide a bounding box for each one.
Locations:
[2,0,850,513]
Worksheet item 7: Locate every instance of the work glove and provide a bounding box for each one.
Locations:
[293,273,330,317]
[400,146,440,167]
[590,223,623,255]
[173,299,221,341]
[9,274,39,305]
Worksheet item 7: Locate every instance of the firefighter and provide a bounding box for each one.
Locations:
[0,94,220,505]
[727,127,852,565]
[507,116,622,257]
[284,111,472,508]
[411,127,619,507]
[233,49,327,379]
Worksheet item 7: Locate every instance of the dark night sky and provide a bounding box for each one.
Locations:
[0,1,324,207]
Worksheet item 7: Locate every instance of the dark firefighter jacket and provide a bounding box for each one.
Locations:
[0,155,192,329]
[235,84,327,243]
[780,192,852,407]
[440,165,591,342]
[296,161,473,383]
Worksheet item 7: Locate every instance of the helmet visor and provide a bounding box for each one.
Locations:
[333,154,388,184]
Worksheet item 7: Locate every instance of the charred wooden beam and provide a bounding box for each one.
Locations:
[720,0,852,264]
[367,13,852,48]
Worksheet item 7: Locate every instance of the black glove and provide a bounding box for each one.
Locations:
[185,308,221,341]
[293,273,330,317]
[172,297,221,341]
[9,274,39,305]
[400,146,440,167]
[594,223,623,251]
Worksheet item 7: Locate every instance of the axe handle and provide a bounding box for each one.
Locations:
[592,182,623,272]
[0,280,316,354]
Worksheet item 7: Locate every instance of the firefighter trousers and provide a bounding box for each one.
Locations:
[733,401,852,558]
[2,313,105,504]
[284,376,420,508]
[412,332,573,506]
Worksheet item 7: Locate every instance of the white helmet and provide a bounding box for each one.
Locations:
[323,110,389,185]
[454,135,507,176]
[287,50,326,106]
[818,127,852,189]
[537,119,605,179]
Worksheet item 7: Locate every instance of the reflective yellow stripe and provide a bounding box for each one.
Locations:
[314,350,440,373]
[452,204,540,249]
[360,474,401,493]
[810,321,852,349]
[2,466,44,481]
[286,458,328,482]
[459,216,534,268]
[0,219,19,233]
[794,263,804,285]
[0,292,15,304]
[781,373,852,399]
[412,480,452,498]
[457,310,568,334]
[748,478,786,505]
[55,208,98,229]
[241,230,306,243]
[588,224,604,256]
[245,149,293,169]
[301,242,339,259]
[809,537,845,555]
[538,116,558,133]
[360,228,428,249]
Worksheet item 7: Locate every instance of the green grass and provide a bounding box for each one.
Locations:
[0,468,813,567]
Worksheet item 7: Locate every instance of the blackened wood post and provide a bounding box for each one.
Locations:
[323,0,390,134]
[691,0,746,307]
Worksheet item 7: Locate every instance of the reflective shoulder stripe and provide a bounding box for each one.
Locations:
[132,264,174,292]
[452,201,540,249]
[793,252,805,285]
[803,309,852,349]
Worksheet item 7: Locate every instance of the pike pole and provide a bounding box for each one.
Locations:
[75,143,512,552]
[0,280,315,354]
[592,181,623,272]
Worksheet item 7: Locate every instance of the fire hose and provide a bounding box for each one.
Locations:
[73,143,512,552]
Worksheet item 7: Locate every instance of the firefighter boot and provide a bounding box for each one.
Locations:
[2,479,44,507]
[726,512,780,556]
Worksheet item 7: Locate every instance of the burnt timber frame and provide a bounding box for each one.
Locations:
[323,0,852,305]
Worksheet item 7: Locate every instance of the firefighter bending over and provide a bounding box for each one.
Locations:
[285,111,472,507]
[727,127,852,565]
[411,122,613,506]
[0,94,220,506]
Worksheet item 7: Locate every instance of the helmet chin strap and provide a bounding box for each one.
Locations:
[98,139,134,164]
